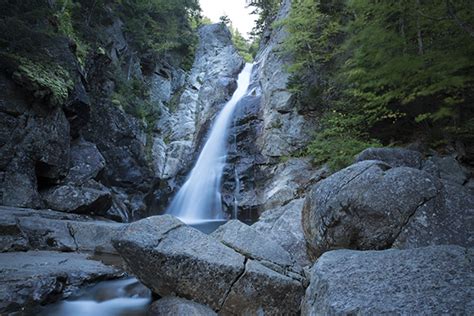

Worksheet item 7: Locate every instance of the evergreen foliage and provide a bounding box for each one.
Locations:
[283,0,474,170]
[246,0,281,36]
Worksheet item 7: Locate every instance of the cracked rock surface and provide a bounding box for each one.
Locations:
[302,245,474,315]
[302,160,473,259]
[113,215,305,314]
[0,205,122,254]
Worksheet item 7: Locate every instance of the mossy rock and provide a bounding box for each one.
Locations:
[2,53,73,107]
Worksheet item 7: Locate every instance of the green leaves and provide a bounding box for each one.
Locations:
[282,0,474,170]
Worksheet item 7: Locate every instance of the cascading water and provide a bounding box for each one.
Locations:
[166,63,253,224]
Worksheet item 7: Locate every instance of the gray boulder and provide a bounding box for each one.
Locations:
[303,160,473,259]
[355,147,423,168]
[0,251,121,314]
[41,180,112,215]
[253,198,311,267]
[302,160,438,258]
[302,245,474,315]
[113,215,305,314]
[148,297,216,316]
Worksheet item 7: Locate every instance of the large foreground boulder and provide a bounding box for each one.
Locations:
[113,216,305,314]
[113,215,245,310]
[0,251,122,314]
[303,160,473,258]
[302,245,473,315]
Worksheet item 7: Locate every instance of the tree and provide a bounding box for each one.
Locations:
[219,14,231,25]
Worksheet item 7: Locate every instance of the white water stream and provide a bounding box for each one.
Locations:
[166,63,253,224]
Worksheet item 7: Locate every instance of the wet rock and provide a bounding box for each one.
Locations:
[0,205,123,254]
[64,138,105,184]
[148,297,216,316]
[0,251,122,314]
[355,147,423,168]
[302,245,474,315]
[41,180,112,215]
[253,198,311,267]
[302,160,439,258]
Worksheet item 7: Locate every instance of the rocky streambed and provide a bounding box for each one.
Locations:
[1,148,472,315]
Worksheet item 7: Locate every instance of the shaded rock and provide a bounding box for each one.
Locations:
[148,297,216,316]
[253,198,311,267]
[0,251,122,314]
[65,138,105,184]
[423,155,470,185]
[83,100,151,190]
[0,205,122,254]
[220,259,305,316]
[355,147,423,168]
[302,160,439,258]
[112,215,245,310]
[302,245,474,315]
[1,107,70,208]
[41,180,112,215]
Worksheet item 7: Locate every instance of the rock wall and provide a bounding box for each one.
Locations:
[223,0,322,222]
[0,8,243,221]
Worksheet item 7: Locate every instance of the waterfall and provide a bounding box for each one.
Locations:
[166,63,253,224]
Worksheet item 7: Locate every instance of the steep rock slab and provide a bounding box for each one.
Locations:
[148,297,216,316]
[0,251,121,314]
[302,245,474,315]
[114,215,306,314]
[303,160,439,258]
[253,198,311,267]
[0,205,122,254]
[112,215,245,310]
